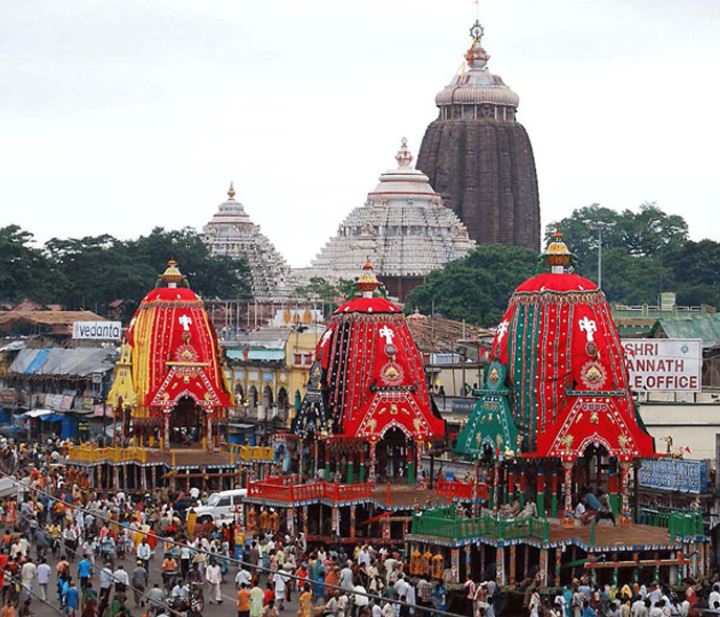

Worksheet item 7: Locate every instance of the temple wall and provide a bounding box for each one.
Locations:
[639,401,720,459]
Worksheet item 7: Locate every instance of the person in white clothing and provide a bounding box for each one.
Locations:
[205,560,223,604]
[20,560,36,602]
[709,584,720,611]
[136,539,152,570]
[273,569,288,610]
[36,558,51,601]
[235,567,252,589]
[113,565,129,592]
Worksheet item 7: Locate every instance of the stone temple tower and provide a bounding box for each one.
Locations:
[417,20,540,251]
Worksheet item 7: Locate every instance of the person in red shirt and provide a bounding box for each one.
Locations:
[263,582,274,606]
[0,551,8,589]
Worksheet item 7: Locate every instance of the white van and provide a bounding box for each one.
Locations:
[193,489,247,523]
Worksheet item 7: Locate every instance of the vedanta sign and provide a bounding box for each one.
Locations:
[72,321,122,341]
[622,338,702,392]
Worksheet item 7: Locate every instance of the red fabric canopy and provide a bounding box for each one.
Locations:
[316,296,445,442]
[125,285,231,416]
[491,271,655,461]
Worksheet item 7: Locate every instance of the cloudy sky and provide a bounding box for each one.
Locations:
[1,0,719,266]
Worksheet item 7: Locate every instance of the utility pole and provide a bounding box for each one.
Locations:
[584,220,615,289]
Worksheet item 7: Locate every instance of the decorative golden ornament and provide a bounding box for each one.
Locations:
[590,411,599,424]
[160,259,184,284]
[543,231,572,268]
[488,366,500,385]
[356,261,382,294]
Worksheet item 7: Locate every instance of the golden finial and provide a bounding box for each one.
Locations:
[160,259,184,285]
[227,181,236,200]
[544,231,572,269]
[357,261,382,296]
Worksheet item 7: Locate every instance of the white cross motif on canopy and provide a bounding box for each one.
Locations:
[320,329,333,348]
[496,320,509,344]
[178,315,193,332]
[379,325,395,345]
[578,316,597,343]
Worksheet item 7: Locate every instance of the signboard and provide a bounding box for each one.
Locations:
[621,338,702,392]
[72,321,122,341]
[638,458,708,494]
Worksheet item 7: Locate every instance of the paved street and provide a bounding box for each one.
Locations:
[27,547,306,617]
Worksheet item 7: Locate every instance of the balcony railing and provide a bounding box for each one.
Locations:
[248,477,373,503]
[435,477,490,501]
[411,506,550,542]
[67,445,148,464]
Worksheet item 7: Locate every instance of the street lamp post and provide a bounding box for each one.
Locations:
[584,220,615,288]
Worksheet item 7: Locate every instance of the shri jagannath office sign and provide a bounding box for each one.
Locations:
[622,338,702,392]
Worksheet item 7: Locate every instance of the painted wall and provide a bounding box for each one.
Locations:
[639,402,720,460]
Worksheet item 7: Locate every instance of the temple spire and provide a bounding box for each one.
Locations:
[227,181,236,200]
[395,137,413,168]
[466,20,490,68]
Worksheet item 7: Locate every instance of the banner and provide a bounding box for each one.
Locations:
[622,338,702,392]
[638,458,708,493]
[72,321,122,341]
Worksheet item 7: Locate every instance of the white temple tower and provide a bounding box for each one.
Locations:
[202,184,296,302]
[302,139,475,300]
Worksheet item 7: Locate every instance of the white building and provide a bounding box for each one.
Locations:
[202,184,296,302]
[299,139,476,300]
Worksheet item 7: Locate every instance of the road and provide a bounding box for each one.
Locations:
[26,547,306,617]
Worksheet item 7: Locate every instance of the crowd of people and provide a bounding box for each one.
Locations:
[521,578,705,617]
[0,438,717,617]
[0,439,454,617]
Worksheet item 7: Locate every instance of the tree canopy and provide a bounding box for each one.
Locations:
[406,203,720,326]
[405,244,538,325]
[0,226,251,320]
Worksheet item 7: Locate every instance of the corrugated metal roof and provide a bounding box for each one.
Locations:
[651,314,720,349]
[8,348,115,377]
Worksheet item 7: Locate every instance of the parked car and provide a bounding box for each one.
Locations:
[193,489,247,523]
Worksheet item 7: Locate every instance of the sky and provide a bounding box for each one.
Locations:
[1,0,719,267]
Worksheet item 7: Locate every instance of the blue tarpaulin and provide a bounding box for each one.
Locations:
[60,415,78,440]
[40,414,63,423]
[26,348,50,374]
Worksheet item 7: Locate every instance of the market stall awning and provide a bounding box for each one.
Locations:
[40,414,63,422]
[26,409,53,418]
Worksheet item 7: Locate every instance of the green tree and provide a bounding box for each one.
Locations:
[294,276,356,316]
[41,227,251,319]
[405,244,537,326]
[599,248,675,305]
[0,225,55,304]
[663,239,720,307]
[547,202,690,282]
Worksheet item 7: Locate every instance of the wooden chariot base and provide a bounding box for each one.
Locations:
[65,447,272,493]
[405,519,709,592]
